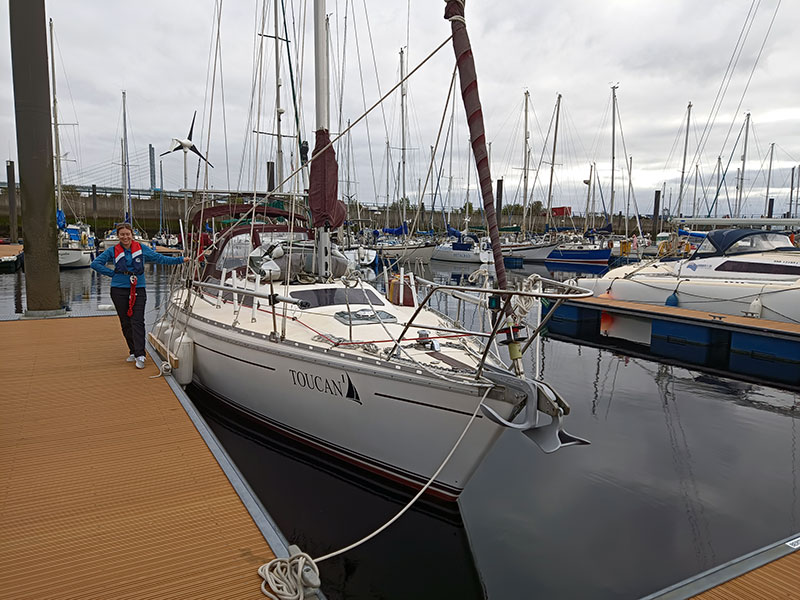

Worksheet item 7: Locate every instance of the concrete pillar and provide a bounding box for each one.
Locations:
[9,0,63,313]
[7,160,19,242]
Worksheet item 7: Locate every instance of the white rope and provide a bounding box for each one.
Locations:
[258,551,320,600]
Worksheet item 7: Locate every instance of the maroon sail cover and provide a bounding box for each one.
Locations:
[309,128,346,228]
[444,0,507,290]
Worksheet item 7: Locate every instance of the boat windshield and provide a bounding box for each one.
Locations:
[724,233,792,255]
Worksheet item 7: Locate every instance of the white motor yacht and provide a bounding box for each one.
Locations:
[577,229,800,323]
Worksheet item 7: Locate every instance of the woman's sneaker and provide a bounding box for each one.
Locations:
[126,354,136,362]
[135,356,146,369]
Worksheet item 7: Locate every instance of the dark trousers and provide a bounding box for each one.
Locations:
[110,287,147,357]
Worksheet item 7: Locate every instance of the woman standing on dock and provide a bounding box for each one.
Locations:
[91,223,187,369]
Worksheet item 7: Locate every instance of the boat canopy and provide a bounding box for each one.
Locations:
[690,229,795,258]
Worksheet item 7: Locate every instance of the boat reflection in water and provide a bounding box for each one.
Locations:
[190,384,485,600]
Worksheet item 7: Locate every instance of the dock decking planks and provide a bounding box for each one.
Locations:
[0,316,275,599]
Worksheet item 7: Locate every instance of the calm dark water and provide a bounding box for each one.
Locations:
[3,263,798,599]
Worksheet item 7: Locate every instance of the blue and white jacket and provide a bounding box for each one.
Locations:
[91,243,184,288]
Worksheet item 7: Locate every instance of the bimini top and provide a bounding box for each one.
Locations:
[691,228,797,258]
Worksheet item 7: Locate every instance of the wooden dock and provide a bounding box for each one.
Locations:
[643,534,799,599]
[693,549,799,599]
[0,316,277,599]
[0,243,24,273]
[569,295,800,339]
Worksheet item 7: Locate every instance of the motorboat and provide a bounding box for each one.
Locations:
[577,229,800,323]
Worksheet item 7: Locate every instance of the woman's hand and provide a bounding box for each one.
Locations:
[182,256,190,263]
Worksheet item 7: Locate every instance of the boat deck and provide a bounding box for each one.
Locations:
[1,315,277,599]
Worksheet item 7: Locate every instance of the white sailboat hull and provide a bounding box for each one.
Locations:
[501,242,558,262]
[58,248,93,269]
[377,242,436,263]
[577,276,800,323]
[431,244,493,263]
[167,303,511,501]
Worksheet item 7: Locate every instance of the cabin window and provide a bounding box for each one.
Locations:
[715,261,800,276]
[725,233,792,255]
[289,288,384,308]
[216,233,252,271]
[692,238,718,257]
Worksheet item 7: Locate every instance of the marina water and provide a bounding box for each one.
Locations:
[2,264,797,599]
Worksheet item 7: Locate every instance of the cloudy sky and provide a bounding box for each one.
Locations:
[2,0,798,220]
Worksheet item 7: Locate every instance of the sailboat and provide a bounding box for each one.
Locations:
[152,0,592,501]
[49,19,94,269]
[544,91,611,266]
[101,91,149,248]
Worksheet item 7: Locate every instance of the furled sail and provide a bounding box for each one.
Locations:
[308,129,346,228]
[444,0,507,289]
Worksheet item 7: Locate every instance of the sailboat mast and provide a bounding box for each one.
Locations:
[522,90,530,232]
[48,18,62,214]
[715,156,721,218]
[545,93,561,231]
[692,163,698,217]
[120,138,125,219]
[583,163,592,231]
[313,1,329,132]
[737,112,750,217]
[159,160,164,234]
[764,142,774,216]
[385,140,390,225]
[122,90,131,223]
[274,0,284,192]
[626,155,632,237]
[400,47,407,227]
[677,101,692,216]
[591,162,597,229]
[610,84,617,226]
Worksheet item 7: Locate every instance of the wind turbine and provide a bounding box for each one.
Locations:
[161,111,213,220]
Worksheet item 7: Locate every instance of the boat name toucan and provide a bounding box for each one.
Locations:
[288,369,361,404]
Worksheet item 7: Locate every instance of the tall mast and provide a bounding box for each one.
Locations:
[400,47,407,227]
[313,1,329,132]
[545,93,561,231]
[384,140,390,225]
[677,101,692,216]
[583,163,593,231]
[48,18,62,214]
[591,162,597,229]
[610,84,618,225]
[736,112,750,217]
[715,156,721,218]
[122,90,131,222]
[274,0,284,191]
[625,155,632,237]
[764,142,774,216]
[522,90,530,231]
[159,159,164,234]
[120,138,126,219]
[465,139,471,225]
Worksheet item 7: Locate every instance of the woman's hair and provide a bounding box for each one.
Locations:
[116,222,134,234]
